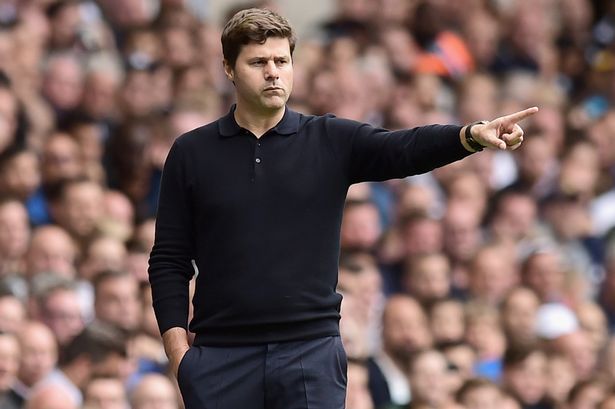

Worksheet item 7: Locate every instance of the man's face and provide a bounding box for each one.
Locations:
[225,37,293,114]
[95,276,141,331]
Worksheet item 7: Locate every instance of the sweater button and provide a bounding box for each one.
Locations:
[255,158,261,163]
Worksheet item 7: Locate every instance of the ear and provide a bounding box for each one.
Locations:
[222,59,234,83]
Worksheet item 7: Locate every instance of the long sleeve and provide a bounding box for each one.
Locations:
[148,140,196,335]
[323,116,470,184]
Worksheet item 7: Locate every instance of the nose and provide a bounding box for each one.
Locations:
[264,60,279,80]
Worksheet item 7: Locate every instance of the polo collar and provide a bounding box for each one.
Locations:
[219,104,300,137]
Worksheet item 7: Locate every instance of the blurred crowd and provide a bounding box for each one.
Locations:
[0,0,614,408]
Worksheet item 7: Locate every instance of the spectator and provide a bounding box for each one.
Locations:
[38,321,129,407]
[401,252,451,306]
[48,178,105,252]
[407,348,458,409]
[15,321,58,397]
[130,373,179,409]
[0,293,26,334]
[83,375,129,409]
[93,270,141,332]
[500,287,541,348]
[0,198,30,276]
[501,344,552,409]
[26,384,78,409]
[456,378,503,409]
[25,225,78,279]
[0,331,22,409]
[430,299,465,345]
[34,279,85,347]
[368,295,432,408]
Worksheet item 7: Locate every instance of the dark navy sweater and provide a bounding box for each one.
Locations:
[148,106,470,346]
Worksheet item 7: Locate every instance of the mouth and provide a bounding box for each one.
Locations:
[264,87,283,92]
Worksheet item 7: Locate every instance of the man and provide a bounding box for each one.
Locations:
[15,321,58,399]
[93,270,141,332]
[148,8,537,409]
[83,375,129,409]
[0,331,22,409]
[130,373,179,409]
[34,279,85,347]
[38,321,129,408]
[368,295,432,408]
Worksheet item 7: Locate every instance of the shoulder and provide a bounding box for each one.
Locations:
[298,112,367,135]
[174,120,221,147]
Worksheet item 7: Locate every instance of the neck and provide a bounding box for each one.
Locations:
[234,102,285,138]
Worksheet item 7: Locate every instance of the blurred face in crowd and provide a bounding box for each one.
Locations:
[447,172,488,217]
[55,181,105,240]
[121,69,157,118]
[26,225,78,279]
[345,361,374,409]
[459,383,502,409]
[0,295,26,334]
[409,350,453,408]
[26,385,79,409]
[0,332,19,392]
[546,354,576,405]
[558,142,599,200]
[515,136,555,184]
[469,246,518,305]
[430,300,465,343]
[503,350,548,405]
[397,184,437,217]
[80,237,128,280]
[576,302,608,353]
[42,132,83,184]
[522,251,565,302]
[490,192,537,242]
[224,36,293,115]
[48,0,80,49]
[403,253,450,305]
[17,321,58,387]
[443,343,476,382]
[0,199,30,261]
[130,374,178,409]
[465,312,506,360]
[84,377,129,409]
[443,203,482,263]
[551,331,596,381]
[500,287,540,346]
[102,191,135,242]
[401,217,443,257]
[82,71,121,120]
[382,296,432,366]
[0,150,41,200]
[340,202,382,251]
[95,273,141,331]
[42,54,84,110]
[40,288,85,346]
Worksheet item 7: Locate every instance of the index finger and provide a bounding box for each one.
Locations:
[500,106,539,123]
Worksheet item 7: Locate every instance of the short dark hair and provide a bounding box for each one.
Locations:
[503,343,545,369]
[456,378,499,402]
[93,270,132,296]
[60,321,127,366]
[221,8,296,68]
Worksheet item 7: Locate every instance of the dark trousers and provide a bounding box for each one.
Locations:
[177,335,347,409]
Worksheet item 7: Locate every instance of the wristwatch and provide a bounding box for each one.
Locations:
[465,120,489,152]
